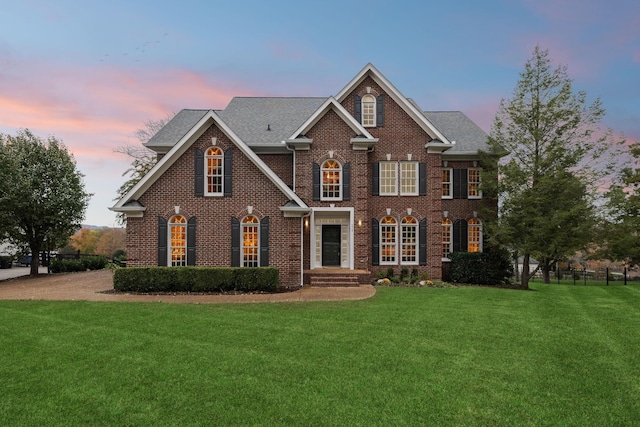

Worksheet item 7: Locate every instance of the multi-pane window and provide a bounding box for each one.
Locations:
[362,94,376,127]
[169,215,187,266]
[468,218,482,252]
[205,147,224,195]
[400,162,418,195]
[468,168,481,199]
[380,216,397,264]
[442,168,452,198]
[442,218,452,258]
[242,215,259,267]
[379,162,397,195]
[401,216,418,264]
[321,159,342,200]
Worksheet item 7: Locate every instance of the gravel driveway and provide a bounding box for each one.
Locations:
[0,269,375,304]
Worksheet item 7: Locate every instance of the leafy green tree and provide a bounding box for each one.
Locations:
[599,142,640,267]
[483,46,618,288]
[0,129,91,275]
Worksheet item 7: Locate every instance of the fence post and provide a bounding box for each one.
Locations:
[624,267,627,286]
[606,267,609,286]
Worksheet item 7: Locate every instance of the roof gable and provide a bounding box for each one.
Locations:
[335,63,451,144]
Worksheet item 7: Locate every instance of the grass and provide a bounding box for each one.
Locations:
[1,284,639,426]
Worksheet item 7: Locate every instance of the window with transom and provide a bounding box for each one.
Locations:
[362,94,376,127]
[442,218,452,258]
[169,215,187,266]
[401,216,418,264]
[468,168,481,199]
[468,218,482,252]
[380,216,397,264]
[242,215,260,267]
[205,147,224,196]
[321,159,342,200]
[442,168,452,198]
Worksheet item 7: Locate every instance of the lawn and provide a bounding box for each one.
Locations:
[1,284,639,426]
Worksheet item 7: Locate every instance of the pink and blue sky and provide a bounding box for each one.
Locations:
[1,0,638,226]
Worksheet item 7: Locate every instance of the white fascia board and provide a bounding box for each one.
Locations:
[335,63,452,144]
[288,97,376,140]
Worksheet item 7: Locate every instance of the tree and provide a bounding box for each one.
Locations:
[70,228,100,254]
[483,46,617,288]
[114,114,174,224]
[0,129,91,275]
[599,142,640,267]
[95,228,126,257]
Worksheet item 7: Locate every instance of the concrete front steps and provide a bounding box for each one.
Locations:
[304,269,371,287]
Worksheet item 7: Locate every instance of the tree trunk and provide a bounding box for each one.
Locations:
[521,253,531,289]
[513,252,520,282]
[541,257,551,284]
[29,244,41,276]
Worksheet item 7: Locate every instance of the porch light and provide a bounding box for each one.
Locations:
[358,219,363,228]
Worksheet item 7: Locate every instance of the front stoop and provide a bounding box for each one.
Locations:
[304,269,371,287]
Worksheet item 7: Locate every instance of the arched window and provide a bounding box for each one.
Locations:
[362,94,376,127]
[401,216,418,264]
[442,218,452,258]
[321,159,342,200]
[205,147,224,195]
[242,215,260,267]
[169,215,187,266]
[380,216,397,264]
[468,218,482,252]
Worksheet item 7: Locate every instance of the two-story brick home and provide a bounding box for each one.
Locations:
[111,64,492,287]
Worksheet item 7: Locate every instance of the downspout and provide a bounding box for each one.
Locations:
[300,213,310,287]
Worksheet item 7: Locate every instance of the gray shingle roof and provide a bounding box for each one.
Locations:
[217,97,327,145]
[423,111,489,153]
[144,109,209,150]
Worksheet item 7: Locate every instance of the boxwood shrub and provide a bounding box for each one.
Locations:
[449,250,513,285]
[50,256,109,273]
[113,267,279,293]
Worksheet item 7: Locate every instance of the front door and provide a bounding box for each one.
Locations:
[322,225,341,267]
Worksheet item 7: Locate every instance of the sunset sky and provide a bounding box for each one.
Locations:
[1,0,638,226]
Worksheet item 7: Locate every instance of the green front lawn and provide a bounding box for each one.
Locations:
[1,284,639,426]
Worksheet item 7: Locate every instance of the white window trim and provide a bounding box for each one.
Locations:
[380,218,397,265]
[362,94,376,127]
[241,216,260,267]
[442,167,453,199]
[320,160,342,201]
[468,168,482,199]
[442,219,453,260]
[468,219,482,253]
[168,215,187,267]
[400,218,418,265]
[399,162,419,196]
[205,147,224,197]
[379,161,398,196]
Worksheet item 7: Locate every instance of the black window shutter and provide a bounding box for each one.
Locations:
[461,169,468,199]
[158,216,167,266]
[453,219,468,253]
[231,217,240,267]
[376,94,384,126]
[372,218,380,266]
[343,162,351,201]
[372,162,380,196]
[453,169,468,199]
[194,148,204,197]
[260,216,269,267]
[419,163,427,196]
[224,147,233,197]
[419,218,427,266]
[312,163,320,201]
[187,216,197,266]
[354,94,362,123]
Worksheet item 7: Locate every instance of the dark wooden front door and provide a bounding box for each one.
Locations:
[322,225,341,267]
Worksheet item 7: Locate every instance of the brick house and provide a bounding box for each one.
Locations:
[111,64,493,287]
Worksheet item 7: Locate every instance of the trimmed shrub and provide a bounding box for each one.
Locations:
[50,256,108,273]
[113,267,279,293]
[450,250,513,285]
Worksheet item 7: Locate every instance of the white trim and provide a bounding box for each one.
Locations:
[399,161,419,196]
[310,207,354,270]
[467,168,482,199]
[400,217,419,265]
[361,93,376,127]
[320,159,342,201]
[441,167,453,199]
[204,146,224,197]
[379,161,398,196]
[379,216,398,265]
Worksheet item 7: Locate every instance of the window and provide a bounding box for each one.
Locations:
[379,162,397,195]
[380,216,397,264]
[401,217,418,264]
[442,168,452,199]
[205,147,224,195]
[468,218,482,252]
[242,215,259,267]
[468,168,481,199]
[442,218,452,258]
[321,159,342,200]
[400,162,418,195]
[169,215,187,266]
[362,94,376,127]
